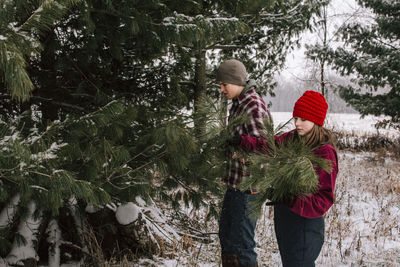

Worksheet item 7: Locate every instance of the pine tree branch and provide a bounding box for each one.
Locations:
[29,171,52,178]
[141,214,175,243]
[106,180,146,190]
[0,176,18,184]
[105,144,159,181]
[370,35,398,50]
[31,96,86,111]
[257,2,303,20]
[69,59,101,92]
[184,225,218,236]
[59,240,92,257]
[131,151,167,174]
[207,44,246,50]
[170,175,197,194]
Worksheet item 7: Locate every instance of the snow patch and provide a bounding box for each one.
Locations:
[115,202,140,225]
[85,204,103,213]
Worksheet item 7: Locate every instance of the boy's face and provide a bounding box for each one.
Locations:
[294,117,315,136]
[219,82,244,99]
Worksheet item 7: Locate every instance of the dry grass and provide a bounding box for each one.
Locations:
[334,130,400,155]
[316,152,400,266]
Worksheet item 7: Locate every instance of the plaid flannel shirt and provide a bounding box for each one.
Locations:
[224,88,270,187]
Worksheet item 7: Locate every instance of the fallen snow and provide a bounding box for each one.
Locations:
[115,202,140,225]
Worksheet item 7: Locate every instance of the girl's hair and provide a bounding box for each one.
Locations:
[303,124,337,151]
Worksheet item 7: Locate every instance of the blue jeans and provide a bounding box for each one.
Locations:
[219,187,260,266]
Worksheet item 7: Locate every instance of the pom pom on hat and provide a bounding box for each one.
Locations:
[216,59,247,86]
[293,90,328,126]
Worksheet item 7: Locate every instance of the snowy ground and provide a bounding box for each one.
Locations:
[137,113,400,267]
[138,150,400,267]
[5,113,398,267]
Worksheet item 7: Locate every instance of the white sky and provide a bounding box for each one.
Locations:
[281,0,362,79]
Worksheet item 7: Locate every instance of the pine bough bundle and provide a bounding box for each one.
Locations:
[238,117,331,218]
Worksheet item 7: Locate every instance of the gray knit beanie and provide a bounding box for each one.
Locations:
[216,59,247,86]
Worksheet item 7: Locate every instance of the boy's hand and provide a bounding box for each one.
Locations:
[232,152,246,164]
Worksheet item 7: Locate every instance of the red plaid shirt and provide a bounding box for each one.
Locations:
[224,88,269,187]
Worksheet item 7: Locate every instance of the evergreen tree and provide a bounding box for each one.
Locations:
[0,0,82,103]
[308,0,400,128]
[224,0,328,97]
[0,0,334,263]
[0,99,200,260]
[157,0,327,134]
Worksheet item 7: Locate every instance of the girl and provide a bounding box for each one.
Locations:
[238,90,339,267]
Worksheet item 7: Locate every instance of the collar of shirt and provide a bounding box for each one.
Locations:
[235,88,256,105]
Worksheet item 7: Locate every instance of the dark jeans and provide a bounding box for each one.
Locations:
[219,187,260,266]
[274,204,325,267]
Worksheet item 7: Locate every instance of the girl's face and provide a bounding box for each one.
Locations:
[294,117,315,136]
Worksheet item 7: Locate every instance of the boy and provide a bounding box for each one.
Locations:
[216,59,269,267]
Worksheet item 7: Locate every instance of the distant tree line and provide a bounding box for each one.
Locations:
[307,0,399,127]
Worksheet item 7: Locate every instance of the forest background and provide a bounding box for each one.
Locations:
[0,0,399,266]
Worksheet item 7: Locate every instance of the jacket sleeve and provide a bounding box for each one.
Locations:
[239,131,292,153]
[239,134,267,153]
[289,144,339,218]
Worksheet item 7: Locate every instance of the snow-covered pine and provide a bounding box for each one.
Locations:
[162,12,248,47]
[0,0,83,102]
[307,0,400,128]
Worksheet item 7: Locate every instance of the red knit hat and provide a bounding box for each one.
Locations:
[293,90,328,126]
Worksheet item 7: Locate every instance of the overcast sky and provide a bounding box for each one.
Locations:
[281,0,362,79]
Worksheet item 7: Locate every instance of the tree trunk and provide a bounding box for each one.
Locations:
[320,5,328,97]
